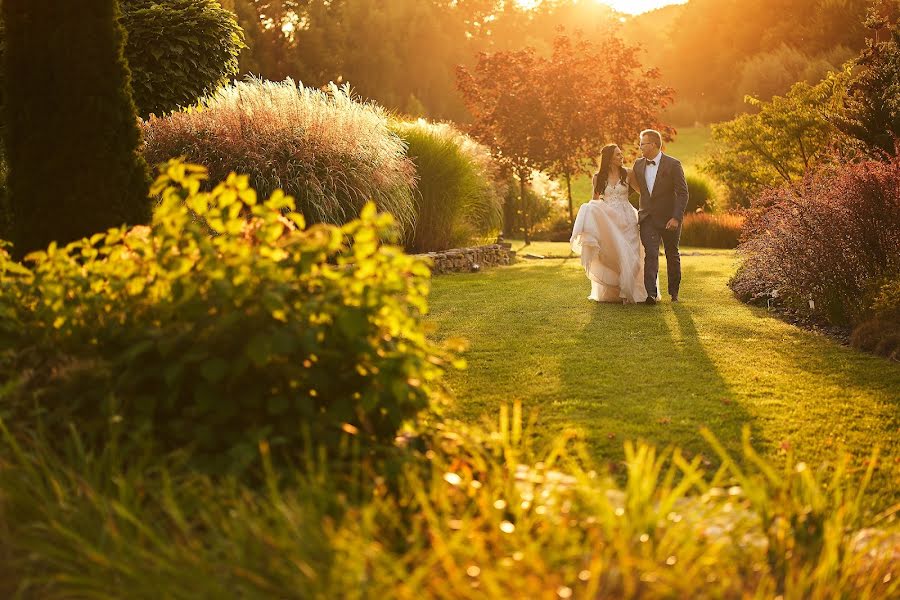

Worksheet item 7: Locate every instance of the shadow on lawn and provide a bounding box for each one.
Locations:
[552,294,754,471]
[742,304,900,398]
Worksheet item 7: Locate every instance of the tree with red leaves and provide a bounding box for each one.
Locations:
[457,31,674,237]
[457,47,550,241]
[540,31,674,224]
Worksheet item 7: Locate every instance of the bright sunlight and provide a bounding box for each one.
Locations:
[599,0,687,15]
[516,0,686,15]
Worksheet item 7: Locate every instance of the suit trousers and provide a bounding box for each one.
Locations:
[640,220,682,298]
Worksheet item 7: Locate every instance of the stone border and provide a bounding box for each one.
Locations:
[416,243,516,275]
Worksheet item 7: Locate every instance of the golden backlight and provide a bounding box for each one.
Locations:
[516,0,686,15]
[600,0,687,15]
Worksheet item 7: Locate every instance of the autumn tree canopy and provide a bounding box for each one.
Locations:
[539,32,674,223]
[457,31,673,234]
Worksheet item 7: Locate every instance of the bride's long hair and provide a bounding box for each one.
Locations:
[593,143,628,196]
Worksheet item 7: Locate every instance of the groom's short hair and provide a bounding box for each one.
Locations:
[640,129,662,148]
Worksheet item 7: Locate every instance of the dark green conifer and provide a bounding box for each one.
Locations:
[3,0,150,258]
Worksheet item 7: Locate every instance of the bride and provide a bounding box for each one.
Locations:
[570,143,654,303]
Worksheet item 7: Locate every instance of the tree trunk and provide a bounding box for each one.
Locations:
[564,170,573,226]
[519,172,530,244]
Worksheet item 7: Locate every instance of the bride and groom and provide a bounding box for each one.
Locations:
[570,129,689,305]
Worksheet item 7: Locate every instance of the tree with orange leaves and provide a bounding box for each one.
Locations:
[458,31,674,236]
[541,31,674,225]
[456,47,551,241]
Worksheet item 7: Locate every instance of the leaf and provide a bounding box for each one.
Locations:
[200,358,228,383]
[246,333,274,367]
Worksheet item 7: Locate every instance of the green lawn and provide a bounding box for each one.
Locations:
[426,243,900,506]
[567,125,714,206]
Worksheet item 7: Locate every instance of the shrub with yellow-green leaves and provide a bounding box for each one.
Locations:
[0,160,459,472]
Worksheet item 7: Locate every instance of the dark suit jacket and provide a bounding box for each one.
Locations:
[633,154,689,228]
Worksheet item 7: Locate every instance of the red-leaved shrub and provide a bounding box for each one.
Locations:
[730,157,900,326]
[850,277,900,360]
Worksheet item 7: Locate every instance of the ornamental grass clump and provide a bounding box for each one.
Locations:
[731,157,900,326]
[141,78,417,236]
[0,160,457,472]
[392,120,504,252]
[680,212,745,249]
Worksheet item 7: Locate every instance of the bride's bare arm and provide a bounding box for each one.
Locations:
[626,168,640,193]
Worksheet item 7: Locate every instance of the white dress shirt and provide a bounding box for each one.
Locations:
[645,151,663,195]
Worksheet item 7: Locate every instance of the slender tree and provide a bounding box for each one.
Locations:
[457,47,550,242]
[3,0,151,258]
[540,32,674,225]
[457,31,674,235]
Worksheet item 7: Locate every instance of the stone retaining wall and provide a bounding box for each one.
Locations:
[417,244,516,275]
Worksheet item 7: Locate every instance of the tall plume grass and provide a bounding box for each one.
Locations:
[680,212,745,248]
[141,78,417,234]
[392,120,504,252]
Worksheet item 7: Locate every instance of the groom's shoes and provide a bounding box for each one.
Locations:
[671,295,679,302]
[645,296,657,306]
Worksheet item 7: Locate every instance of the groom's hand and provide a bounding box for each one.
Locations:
[665,218,680,231]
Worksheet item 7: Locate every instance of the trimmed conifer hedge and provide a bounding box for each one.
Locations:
[2,0,151,257]
[120,0,245,118]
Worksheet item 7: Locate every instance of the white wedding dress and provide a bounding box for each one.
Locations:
[570,180,653,303]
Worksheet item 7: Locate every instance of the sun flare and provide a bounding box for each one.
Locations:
[515,0,686,15]
[599,0,687,15]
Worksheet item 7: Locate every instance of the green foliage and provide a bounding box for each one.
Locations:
[2,0,151,258]
[734,43,855,111]
[230,0,475,120]
[870,275,900,321]
[141,78,418,237]
[702,70,850,208]
[392,120,504,253]
[0,161,457,472]
[679,212,744,249]
[503,174,554,242]
[0,2,243,120]
[833,15,900,156]
[684,171,718,213]
[649,0,870,123]
[227,0,871,124]
[0,412,896,598]
[121,0,246,118]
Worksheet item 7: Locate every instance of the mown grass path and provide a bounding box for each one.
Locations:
[426,244,900,507]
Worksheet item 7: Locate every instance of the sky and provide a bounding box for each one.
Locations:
[599,0,688,15]
[516,0,688,15]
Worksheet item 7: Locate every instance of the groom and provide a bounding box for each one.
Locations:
[633,129,689,305]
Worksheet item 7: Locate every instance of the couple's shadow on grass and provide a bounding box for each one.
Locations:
[556,295,752,468]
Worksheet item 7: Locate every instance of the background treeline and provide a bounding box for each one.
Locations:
[635,0,873,123]
[220,0,874,124]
